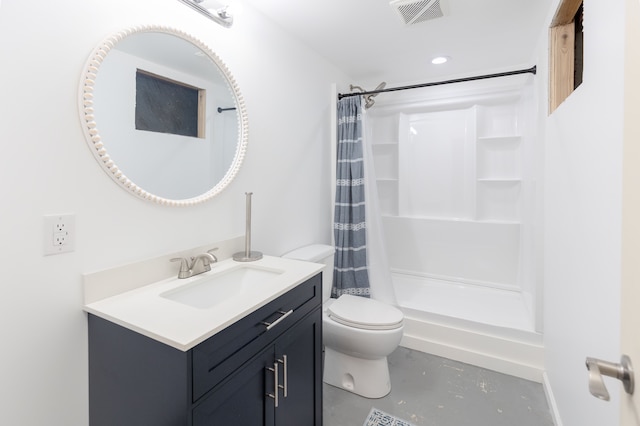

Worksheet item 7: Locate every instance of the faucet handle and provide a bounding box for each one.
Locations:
[207,248,219,263]
[170,257,191,279]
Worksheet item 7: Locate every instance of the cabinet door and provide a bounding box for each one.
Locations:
[274,308,322,426]
[192,347,276,426]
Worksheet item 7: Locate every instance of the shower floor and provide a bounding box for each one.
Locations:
[393,273,535,332]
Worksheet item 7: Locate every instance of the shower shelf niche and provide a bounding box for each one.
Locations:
[475,134,522,222]
[372,116,401,217]
[476,136,522,180]
[476,180,521,222]
[473,102,523,223]
[476,103,520,137]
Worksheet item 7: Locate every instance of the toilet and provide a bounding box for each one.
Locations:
[283,244,404,398]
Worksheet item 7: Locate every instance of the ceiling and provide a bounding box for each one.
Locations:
[242,0,553,87]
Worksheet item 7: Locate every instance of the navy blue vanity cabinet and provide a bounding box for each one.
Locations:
[88,273,322,426]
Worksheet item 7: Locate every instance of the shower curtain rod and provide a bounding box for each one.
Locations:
[337,65,536,100]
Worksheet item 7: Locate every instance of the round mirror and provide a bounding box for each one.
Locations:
[78,26,248,206]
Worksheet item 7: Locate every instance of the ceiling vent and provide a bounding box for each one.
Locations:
[390,0,444,26]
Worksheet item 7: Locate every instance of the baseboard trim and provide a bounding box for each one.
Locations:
[542,371,563,426]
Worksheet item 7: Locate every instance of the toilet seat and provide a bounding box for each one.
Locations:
[327,295,403,330]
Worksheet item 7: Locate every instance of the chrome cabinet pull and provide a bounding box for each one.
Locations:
[277,355,288,397]
[266,362,279,407]
[261,309,294,331]
[585,355,634,401]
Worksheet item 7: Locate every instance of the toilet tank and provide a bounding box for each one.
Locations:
[282,244,335,301]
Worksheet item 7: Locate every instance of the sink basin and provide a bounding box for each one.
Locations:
[161,265,284,309]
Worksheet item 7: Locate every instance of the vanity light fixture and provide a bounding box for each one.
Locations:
[431,56,449,65]
[177,0,233,28]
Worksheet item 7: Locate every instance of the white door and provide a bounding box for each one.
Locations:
[586,0,640,423]
[620,0,640,422]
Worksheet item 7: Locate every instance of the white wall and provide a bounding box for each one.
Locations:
[539,0,625,424]
[0,1,348,424]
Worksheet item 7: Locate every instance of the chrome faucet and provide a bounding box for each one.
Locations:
[171,249,218,279]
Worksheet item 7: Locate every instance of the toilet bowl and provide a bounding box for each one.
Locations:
[282,244,404,398]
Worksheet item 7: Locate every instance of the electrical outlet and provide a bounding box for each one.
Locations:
[44,214,76,255]
[53,232,67,246]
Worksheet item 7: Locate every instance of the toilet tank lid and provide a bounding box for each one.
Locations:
[282,244,335,262]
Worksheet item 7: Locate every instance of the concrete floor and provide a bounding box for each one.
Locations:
[323,347,555,426]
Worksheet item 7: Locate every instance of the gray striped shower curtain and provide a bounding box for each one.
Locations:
[332,96,370,298]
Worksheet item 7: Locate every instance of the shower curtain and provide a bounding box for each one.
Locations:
[332,96,370,298]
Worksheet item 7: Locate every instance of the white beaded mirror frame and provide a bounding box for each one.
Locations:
[78,25,248,206]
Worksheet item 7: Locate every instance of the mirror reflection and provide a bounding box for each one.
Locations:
[79,27,248,205]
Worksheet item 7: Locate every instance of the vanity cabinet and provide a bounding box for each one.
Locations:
[88,273,322,426]
[192,311,320,425]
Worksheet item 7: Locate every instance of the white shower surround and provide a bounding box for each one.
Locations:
[366,74,543,380]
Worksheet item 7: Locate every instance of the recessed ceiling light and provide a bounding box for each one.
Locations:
[431,56,449,65]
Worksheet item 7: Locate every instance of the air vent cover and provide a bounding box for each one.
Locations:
[390,0,444,26]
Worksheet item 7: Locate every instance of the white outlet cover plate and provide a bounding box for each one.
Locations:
[43,214,76,255]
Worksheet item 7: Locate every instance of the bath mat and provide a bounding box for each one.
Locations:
[363,407,416,426]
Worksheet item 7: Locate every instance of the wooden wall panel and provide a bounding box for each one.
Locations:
[549,22,575,112]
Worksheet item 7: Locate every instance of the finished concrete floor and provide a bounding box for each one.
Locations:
[323,347,555,426]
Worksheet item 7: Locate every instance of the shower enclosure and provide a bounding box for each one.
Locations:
[362,74,543,381]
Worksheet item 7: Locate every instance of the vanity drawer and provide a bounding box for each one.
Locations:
[191,272,321,401]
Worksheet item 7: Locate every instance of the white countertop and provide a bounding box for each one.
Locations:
[83,255,323,351]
